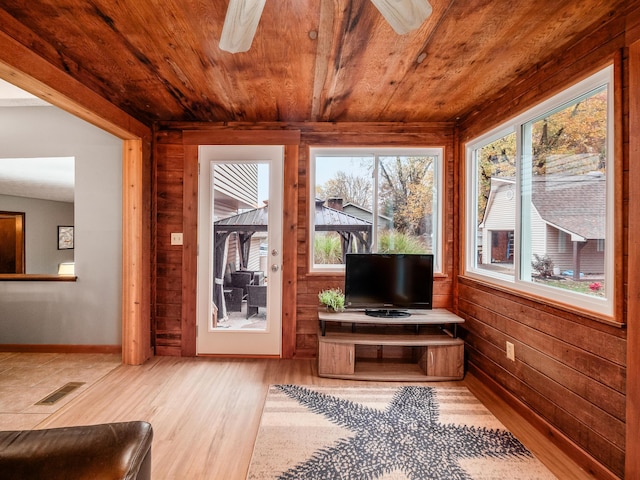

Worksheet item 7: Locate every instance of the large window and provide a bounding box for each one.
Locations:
[310,148,443,273]
[466,67,614,317]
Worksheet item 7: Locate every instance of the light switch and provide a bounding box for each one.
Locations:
[170,232,183,245]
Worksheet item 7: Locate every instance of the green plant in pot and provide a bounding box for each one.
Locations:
[318,288,345,312]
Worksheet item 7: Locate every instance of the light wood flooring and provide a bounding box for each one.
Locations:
[0,354,598,479]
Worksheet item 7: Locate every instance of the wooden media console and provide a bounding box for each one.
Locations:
[317,309,465,381]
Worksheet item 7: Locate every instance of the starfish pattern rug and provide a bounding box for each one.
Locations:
[246,385,557,480]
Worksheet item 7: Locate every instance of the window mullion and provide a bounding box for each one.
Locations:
[372,155,379,252]
[518,123,532,282]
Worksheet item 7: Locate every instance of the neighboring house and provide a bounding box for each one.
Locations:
[480,174,605,278]
[212,163,260,272]
[341,201,393,230]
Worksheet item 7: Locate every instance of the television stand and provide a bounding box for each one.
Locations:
[317,308,465,381]
[365,309,411,318]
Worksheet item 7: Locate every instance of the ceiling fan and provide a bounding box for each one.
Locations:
[219,0,433,53]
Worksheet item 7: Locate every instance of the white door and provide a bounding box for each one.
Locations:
[196,145,283,356]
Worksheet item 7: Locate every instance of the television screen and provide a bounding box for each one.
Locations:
[344,253,433,316]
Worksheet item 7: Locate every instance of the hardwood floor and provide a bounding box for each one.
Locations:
[2,355,597,479]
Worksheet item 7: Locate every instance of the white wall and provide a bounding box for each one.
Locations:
[0,194,74,273]
[0,106,122,346]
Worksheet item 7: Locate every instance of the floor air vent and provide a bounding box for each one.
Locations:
[35,382,85,405]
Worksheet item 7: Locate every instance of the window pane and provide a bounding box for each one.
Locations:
[522,86,607,299]
[473,132,517,279]
[313,156,374,266]
[377,156,436,255]
[312,150,442,271]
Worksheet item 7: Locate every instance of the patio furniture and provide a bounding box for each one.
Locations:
[252,271,265,285]
[224,287,244,312]
[230,271,253,298]
[0,421,153,480]
[246,284,267,319]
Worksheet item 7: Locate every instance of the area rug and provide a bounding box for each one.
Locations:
[246,385,557,480]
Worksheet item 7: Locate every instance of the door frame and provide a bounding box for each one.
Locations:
[182,130,299,358]
[196,145,283,355]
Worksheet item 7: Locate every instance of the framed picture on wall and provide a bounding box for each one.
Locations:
[58,226,74,250]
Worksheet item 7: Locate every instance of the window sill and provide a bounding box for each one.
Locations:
[0,274,77,282]
[458,274,623,327]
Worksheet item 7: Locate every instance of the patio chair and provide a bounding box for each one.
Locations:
[224,287,243,312]
[246,284,267,319]
[230,271,253,298]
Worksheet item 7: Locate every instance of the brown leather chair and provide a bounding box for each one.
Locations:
[0,421,153,480]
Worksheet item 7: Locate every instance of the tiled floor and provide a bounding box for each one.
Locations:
[0,352,121,430]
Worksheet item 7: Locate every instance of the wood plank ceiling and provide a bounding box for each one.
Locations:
[0,0,629,125]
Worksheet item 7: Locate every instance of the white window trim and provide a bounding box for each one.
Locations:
[309,147,444,274]
[464,66,614,318]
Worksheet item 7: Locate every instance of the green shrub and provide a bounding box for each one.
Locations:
[314,234,343,264]
[378,231,428,254]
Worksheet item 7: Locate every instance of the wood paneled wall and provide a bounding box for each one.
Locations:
[456,9,634,479]
[152,123,455,357]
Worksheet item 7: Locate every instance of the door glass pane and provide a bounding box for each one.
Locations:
[211,162,269,330]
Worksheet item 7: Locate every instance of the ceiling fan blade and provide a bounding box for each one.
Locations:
[219,0,266,54]
[370,0,432,35]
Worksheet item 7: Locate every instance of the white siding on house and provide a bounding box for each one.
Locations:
[530,206,547,257]
[545,225,574,271]
[481,184,515,265]
[213,163,258,209]
[544,225,604,275]
[577,240,605,275]
[483,186,516,230]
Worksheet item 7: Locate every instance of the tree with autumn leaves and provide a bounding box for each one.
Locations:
[476,88,607,224]
[317,155,435,252]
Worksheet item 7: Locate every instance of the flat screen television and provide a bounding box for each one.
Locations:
[344,253,434,318]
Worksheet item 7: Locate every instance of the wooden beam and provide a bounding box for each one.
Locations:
[0,29,149,140]
[122,139,152,365]
[183,129,300,146]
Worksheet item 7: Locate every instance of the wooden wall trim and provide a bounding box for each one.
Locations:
[183,129,301,146]
[468,364,618,480]
[0,344,121,354]
[625,37,640,480]
[181,144,199,357]
[122,139,152,365]
[282,145,298,358]
[179,129,301,358]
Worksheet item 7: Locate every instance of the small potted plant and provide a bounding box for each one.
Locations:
[318,288,345,312]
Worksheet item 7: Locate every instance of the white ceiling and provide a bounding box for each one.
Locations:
[0,156,74,203]
[0,79,74,203]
